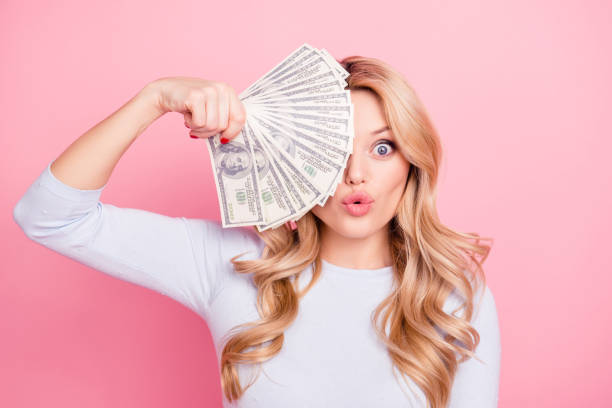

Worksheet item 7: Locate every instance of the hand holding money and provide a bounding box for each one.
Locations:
[151,76,247,141]
[204,43,354,232]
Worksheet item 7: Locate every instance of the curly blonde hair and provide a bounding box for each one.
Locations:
[219,55,493,408]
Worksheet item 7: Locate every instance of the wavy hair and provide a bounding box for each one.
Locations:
[219,55,493,408]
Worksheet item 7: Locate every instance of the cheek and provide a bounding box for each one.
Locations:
[378,162,409,206]
[311,201,334,222]
[378,158,409,188]
[311,196,346,229]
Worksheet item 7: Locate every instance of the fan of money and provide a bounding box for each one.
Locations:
[206,43,354,231]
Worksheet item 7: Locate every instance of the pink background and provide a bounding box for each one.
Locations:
[2,0,610,407]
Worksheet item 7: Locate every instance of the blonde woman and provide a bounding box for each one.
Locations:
[13,56,501,407]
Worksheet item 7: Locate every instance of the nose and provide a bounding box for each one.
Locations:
[344,153,366,185]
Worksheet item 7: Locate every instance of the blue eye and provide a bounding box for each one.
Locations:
[374,140,395,157]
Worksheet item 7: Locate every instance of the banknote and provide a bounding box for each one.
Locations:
[206,43,354,230]
[206,128,265,228]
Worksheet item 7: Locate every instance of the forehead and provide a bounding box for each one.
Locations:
[351,89,390,137]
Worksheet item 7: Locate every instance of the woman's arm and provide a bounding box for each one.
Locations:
[49,83,164,190]
[12,79,251,318]
[47,77,245,191]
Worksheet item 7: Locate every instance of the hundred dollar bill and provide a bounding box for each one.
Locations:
[256,114,351,183]
[249,117,322,210]
[240,44,314,100]
[253,116,321,207]
[320,48,349,79]
[258,117,348,207]
[259,110,353,154]
[248,91,352,107]
[209,43,353,229]
[243,48,321,98]
[258,109,354,203]
[252,115,343,199]
[252,70,344,101]
[258,109,352,133]
[256,114,348,206]
[242,122,299,230]
[245,52,346,102]
[206,130,264,227]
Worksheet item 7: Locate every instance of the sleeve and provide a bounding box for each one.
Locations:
[448,284,502,407]
[12,160,262,319]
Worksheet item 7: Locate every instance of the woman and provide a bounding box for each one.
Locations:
[13,55,501,407]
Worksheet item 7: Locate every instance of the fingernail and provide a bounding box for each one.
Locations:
[190,134,198,139]
[220,137,229,144]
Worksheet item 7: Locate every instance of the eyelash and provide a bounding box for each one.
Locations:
[373,139,395,157]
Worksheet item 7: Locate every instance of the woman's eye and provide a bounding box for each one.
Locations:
[373,140,395,157]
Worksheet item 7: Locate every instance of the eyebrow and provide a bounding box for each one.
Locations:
[370,125,390,135]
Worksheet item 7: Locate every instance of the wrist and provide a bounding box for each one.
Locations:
[137,80,167,119]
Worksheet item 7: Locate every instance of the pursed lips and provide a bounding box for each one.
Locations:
[341,191,374,205]
[340,191,375,216]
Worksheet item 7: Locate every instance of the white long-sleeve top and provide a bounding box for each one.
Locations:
[13,160,501,407]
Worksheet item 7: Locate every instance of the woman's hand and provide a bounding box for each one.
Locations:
[149,77,247,143]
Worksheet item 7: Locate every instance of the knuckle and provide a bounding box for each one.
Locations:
[203,86,218,98]
[192,115,206,127]
[214,81,228,92]
[187,88,205,101]
[233,106,246,122]
[233,101,246,122]
[207,116,219,129]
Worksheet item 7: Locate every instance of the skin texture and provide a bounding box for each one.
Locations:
[311,89,411,270]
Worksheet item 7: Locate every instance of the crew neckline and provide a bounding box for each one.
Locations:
[320,258,394,277]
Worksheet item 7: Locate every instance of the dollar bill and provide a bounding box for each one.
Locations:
[208,43,354,228]
[206,128,264,227]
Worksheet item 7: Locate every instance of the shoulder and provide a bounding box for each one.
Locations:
[441,281,501,364]
[443,281,499,328]
[446,282,501,406]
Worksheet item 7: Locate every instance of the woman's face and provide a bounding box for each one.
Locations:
[311,89,411,239]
